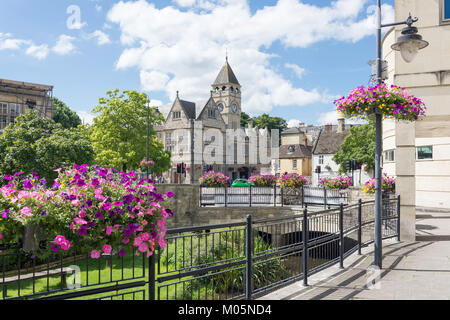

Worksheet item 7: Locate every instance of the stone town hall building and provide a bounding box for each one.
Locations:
[155,59,272,184]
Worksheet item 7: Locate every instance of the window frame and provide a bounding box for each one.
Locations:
[0,103,8,115]
[416,145,433,161]
[292,159,297,169]
[384,149,395,162]
[318,155,324,165]
[441,0,450,24]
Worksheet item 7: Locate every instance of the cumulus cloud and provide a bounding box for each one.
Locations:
[285,63,306,79]
[287,119,303,128]
[52,35,77,55]
[317,110,366,125]
[87,30,111,45]
[26,44,50,60]
[107,0,394,114]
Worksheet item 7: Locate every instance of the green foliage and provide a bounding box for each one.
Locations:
[253,113,287,132]
[0,110,94,181]
[240,112,251,128]
[52,97,82,129]
[89,89,171,173]
[240,112,287,132]
[332,121,375,174]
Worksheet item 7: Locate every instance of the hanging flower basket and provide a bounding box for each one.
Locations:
[334,83,426,121]
[362,174,395,195]
[278,173,308,189]
[319,176,352,190]
[248,174,277,187]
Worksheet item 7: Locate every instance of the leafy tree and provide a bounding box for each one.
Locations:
[240,112,251,127]
[0,110,94,181]
[332,121,375,174]
[89,89,171,173]
[241,113,288,133]
[52,97,82,129]
[253,113,288,133]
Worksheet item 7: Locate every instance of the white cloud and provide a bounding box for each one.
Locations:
[77,111,95,125]
[317,110,366,125]
[52,35,77,55]
[287,119,303,128]
[107,0,394,115]
[95,4,102,12]
[285,63,305,80]
[87,30,111,45]
[140,70,170,91]
[26,44,50,60]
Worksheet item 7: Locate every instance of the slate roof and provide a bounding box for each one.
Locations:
[281,127,304,135]
[279,144,312,159]
[312,129,350,155]
[179,99,196,119]
[213,60,240,86]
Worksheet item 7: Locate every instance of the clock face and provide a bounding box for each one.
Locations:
[232,104,237,113]
[217,103,224,112]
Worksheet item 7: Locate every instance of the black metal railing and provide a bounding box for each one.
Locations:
[152,194,399,300]
[0,195,399,300]
[200,186,348,208]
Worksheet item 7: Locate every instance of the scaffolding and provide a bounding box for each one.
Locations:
[0,78,54,131]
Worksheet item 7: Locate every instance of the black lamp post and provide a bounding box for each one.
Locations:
[373,0,428,268]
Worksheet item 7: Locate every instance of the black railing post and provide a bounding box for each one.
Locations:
[280,186,284,207]
[339,203,344,269]
[246,214,253,300]
[273,185,276,207]
[149,253,155,300]
[301,185,304,207]
[200,185,202,206]
[249,185,252,207]
[302,208,308,286]
[397,195,401,241]
[324,188,328,210]
[358,199,362,255]
[224,187,228,207]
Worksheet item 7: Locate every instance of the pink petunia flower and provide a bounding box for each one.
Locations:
[20,207,33,217]
[90,250,101,259]
[102,244,111,254]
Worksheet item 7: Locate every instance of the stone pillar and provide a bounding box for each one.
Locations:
[395,121,416,241]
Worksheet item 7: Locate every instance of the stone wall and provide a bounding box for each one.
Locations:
[348,187,374,204]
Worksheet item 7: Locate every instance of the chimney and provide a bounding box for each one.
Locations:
[304,137,308,146]
[247,118,254,129]
[325,124,332,132]
[337,118,345,133]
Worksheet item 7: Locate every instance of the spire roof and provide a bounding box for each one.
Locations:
[213,59,240,86]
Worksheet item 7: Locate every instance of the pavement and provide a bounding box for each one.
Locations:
[259,210,450,300]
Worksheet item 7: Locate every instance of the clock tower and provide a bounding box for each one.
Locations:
[211,57,241,129]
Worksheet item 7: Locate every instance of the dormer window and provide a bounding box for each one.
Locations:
[207,109,216,118]
[288,146,295,154]
[173,111,181,119]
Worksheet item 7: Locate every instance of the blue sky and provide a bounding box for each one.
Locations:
[0,0,395,126]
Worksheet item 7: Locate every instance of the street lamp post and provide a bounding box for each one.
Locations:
[373,0,428,268]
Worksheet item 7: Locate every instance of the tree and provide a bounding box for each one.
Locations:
[332,121,376,174]
[52,97,82,129]
[240,112,288,133]
[253,113,287,133]
[0,110,94,181]
[240,112,251,128]
[89,89,171,173]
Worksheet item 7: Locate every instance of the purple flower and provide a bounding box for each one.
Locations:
[13,172,24,177]
[39,178,47,186]
[23,179,33,189]
[118,249,126,257]
[126,205,133,212]
[166,209,174,217]
[85,199,93,207]
[123,194,134,204]
[113,201,123,207]
[51,244,59,252]
[41,210,46,216]
[102,202,112,210]
[165,191,174,198]
[95,211,103,219]
[123,228,132,237]
[78,226,88,236]
[3,175,12,180]
[91,178,100,187]
[2,209,9,218]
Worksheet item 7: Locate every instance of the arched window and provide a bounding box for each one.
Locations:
[222,86,226,91]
